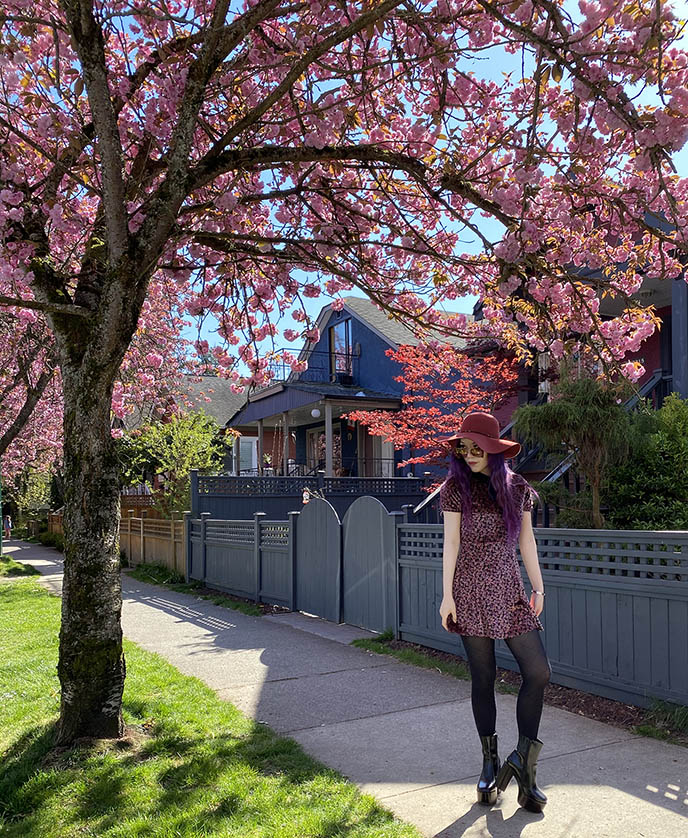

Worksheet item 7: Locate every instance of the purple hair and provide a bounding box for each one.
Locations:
[447,450,533,545]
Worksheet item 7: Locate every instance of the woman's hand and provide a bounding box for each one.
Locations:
[529,591,544,617]
[439,595,457,631]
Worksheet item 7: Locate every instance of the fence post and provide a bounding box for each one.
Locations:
[127,510,134,561]
[191,470,199,517]
[200,512,211,584]
[254,511,266,604]
[393,513,402,640]
[388,511,405,635]
[183,511,192,582]
[287,510,299,611]
[401,503,412,524]
[139,511,146,567]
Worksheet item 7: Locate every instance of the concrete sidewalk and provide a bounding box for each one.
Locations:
[6,540,687,838]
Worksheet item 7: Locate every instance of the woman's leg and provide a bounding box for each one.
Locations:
[504,629,552,740]
[460,635,497,735]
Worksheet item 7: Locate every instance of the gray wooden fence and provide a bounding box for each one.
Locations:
[184,502,688,709]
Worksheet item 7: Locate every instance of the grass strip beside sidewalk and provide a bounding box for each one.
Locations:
[0,555,40,577]
[0,577,423,838]
[125,563,265,617]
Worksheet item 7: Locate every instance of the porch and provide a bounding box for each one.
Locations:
[226,380,408,479]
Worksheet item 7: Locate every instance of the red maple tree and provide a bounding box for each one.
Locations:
[346,342,520,470]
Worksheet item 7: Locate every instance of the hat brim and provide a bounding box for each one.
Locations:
[441,431,521,459]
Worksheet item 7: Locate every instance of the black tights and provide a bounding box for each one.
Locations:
[461,631,552,740]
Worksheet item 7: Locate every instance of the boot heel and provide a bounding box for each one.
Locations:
[478,787,498,805]
[496,762,514,792]
[517,789,546,813]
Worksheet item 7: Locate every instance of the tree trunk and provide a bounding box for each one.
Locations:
[591,478,604,529]
[56,362,125,743]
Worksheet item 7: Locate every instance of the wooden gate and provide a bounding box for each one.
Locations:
[342,496,399,632]
[294,498,342,622]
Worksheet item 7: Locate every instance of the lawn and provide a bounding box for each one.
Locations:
[0,577,422,838]
[0,555,40,577]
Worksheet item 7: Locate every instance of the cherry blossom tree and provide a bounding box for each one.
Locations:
[346,342,519,470]
[1,0,688,742]
[0,283,191,482]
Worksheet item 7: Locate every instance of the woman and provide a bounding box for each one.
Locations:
[3,513,12,541]
[438,411,552,813]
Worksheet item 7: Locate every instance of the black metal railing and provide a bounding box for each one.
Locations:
[239,456,398,478]
[262,349,359,386]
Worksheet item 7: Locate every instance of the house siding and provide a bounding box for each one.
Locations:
[305,309,404,395]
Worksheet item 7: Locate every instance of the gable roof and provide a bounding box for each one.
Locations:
[123,374,247,431]
[179,375,248,425]
[321,296,471,349]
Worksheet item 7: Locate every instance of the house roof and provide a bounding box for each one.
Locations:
[179,375,248,425]
[123,374,247,431]
[226,381,400,426]
[328,296,471,349]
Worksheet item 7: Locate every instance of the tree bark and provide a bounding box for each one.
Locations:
[55,354,125,743]
[591,477,604,529]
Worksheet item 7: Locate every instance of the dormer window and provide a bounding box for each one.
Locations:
[329,318,352,377]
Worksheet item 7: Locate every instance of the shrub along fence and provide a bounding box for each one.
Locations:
[184,497,688,710]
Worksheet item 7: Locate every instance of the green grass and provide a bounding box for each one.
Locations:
[638,698,688,741]
[351,635,519,696]
[0,578,423,838]
[125,563,263,617]
[0,555,40,577]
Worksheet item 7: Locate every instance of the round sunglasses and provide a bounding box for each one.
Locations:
[455,442,485,458]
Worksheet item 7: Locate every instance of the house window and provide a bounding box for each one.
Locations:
[329,319,352,376]
[238,437,258,473]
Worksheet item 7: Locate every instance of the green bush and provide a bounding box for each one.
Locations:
[604,394,688,530]
[37,531,64,552]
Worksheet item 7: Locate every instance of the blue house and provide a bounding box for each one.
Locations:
[225,275,688,481]
[225,296,470,478]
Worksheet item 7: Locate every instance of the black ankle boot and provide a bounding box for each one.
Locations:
[495,733,547,813]
[477,733,500,805]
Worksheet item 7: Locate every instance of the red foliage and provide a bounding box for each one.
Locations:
[346,342,519,469]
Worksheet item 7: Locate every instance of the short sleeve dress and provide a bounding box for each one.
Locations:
[440,470,543,639]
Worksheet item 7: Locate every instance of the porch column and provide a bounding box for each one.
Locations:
[233,437,241,476]
[403,443,412,477]
[357,421,364,477]
[257,419,264,475]
[325,401,333,477]
[672,275,688,397]
[282,411,290,476]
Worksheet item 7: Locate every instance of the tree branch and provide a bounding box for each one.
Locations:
[134,0,287,275]
[0,363,56,458]
[0,295,91,318]
[59,0,129,261]
[196,0,405,168]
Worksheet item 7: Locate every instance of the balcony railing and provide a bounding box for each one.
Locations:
[264,349,359,386]
[239,457,398,478]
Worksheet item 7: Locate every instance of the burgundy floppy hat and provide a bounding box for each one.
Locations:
[442,411,521,459]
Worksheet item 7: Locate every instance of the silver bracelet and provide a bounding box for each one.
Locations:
[532,590,545,596]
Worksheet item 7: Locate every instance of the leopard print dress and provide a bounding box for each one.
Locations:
[439,470,544,639]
